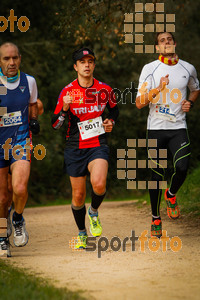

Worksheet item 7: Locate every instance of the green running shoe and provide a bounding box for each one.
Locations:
[75,233,88,249]
[164,189,180,220]
[151,219,162,238]
[87,207,102,237]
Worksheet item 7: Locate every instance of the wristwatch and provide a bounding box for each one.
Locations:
[186,100,194,108]
[60,109,68,117]
[109,119,115,126]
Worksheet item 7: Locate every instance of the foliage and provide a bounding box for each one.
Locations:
[0,0,199,204]
[177,163,200,216]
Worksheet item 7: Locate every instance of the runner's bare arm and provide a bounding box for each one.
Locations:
[28,99,44,116]
[29,102,38,119]
[37,99,44,115]
[182,90,200,112]
[136,75,169,109]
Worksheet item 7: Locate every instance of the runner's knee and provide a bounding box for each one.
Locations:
[0,193,8,205]
[175,160,188,175]
[91,180,106,195]
[12,183,27,198]
[72,190,85,206]
[151,170,163,182]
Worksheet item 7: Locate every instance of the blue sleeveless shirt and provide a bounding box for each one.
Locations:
[0,72,30,152]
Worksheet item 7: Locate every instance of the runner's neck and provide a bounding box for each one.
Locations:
[158,54,179,65]
[77,76,94,88]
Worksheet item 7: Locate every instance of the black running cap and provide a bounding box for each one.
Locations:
[73,48,95,63]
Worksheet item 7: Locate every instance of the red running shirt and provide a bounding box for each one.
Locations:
[52,78,118,149]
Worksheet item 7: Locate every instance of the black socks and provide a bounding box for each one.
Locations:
[91,190,106,210]
[71,204,86,231]
[12,211,22,222]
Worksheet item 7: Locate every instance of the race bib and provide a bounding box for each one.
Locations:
[154,104,176,122]
[0,111,22,127]
[78,116,105,140]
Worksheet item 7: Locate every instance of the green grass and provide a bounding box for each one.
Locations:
[0,260,85,300]
[177,165,200,216]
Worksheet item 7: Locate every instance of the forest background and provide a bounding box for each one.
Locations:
[0,0,200,205]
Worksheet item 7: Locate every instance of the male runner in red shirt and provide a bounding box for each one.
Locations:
[52,48,119,248]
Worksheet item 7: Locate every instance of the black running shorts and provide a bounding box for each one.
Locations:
[64,145,109,177]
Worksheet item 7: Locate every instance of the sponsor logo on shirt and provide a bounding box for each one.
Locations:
[19,86,26,93]
[79,97,84,105]
[72,105,106,114]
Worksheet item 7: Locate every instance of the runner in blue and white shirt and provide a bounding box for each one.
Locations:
[0,42,40,256]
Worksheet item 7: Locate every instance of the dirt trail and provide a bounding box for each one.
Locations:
[6,201,200,300]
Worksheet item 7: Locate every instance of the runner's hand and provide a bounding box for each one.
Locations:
[158,74,169,91]
[103,119,113,132]
[29,119,40,134]
[63,92,73,111]
[182,100,191,112]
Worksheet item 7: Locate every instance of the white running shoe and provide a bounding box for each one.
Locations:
[12,217,29,247]
[0,238,11,257]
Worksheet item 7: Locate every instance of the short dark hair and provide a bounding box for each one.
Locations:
[155,32,175,45]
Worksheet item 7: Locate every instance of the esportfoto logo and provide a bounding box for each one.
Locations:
[124,2,175,53]
[69,230,182,258]
[0,9,30,33]
[117,138,168,190]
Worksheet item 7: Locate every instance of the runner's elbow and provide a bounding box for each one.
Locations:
[135,97,143,109]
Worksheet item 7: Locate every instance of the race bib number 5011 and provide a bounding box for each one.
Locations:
[78,116,105,140]
[0,111,22,127]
